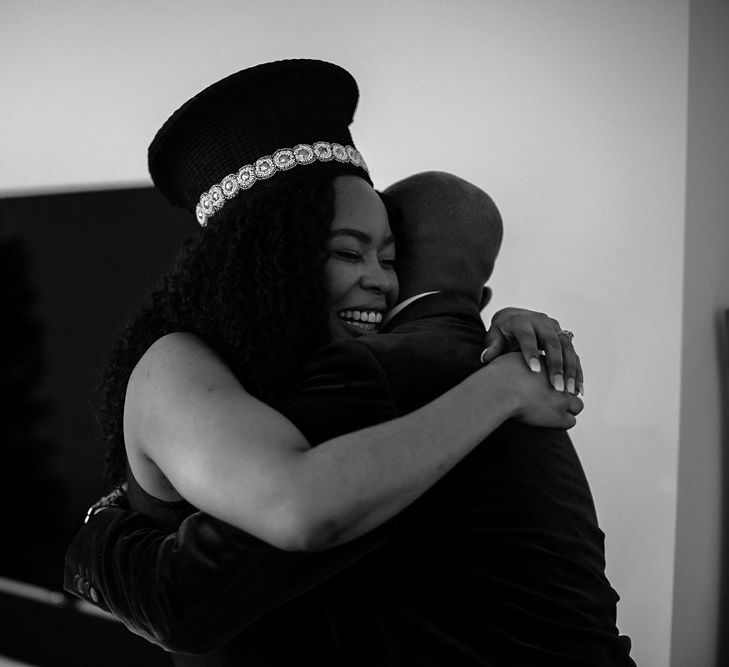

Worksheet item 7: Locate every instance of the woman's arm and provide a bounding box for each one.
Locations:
[127,332,581,552]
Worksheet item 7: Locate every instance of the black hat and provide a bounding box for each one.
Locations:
[148,59,371,226]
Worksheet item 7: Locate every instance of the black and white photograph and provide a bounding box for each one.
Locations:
[1,1,727,665]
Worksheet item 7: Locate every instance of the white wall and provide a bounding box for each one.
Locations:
[672,0,729,664]
[2,2,694,664]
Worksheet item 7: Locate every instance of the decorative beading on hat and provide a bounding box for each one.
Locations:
[195,140,368,226]
[148,60,371,220]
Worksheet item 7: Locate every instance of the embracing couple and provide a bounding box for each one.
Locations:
[65,59,635,665]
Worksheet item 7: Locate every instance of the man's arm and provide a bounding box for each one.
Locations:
[65,506,397,654]
[64,341,401,654]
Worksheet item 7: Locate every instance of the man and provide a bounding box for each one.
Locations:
[66,172,633,664]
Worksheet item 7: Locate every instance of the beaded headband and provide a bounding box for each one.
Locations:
[195,140,368,226]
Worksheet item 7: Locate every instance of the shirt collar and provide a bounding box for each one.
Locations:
[382,291,441,326]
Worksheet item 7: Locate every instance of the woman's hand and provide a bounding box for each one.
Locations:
[484,352,584,429]
[479,307,583,396]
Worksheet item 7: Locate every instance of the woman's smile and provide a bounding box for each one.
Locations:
[336,308,385,335]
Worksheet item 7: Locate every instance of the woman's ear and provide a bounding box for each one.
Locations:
[479,286,492,312]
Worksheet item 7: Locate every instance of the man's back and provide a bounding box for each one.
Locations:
[283,291,632,665]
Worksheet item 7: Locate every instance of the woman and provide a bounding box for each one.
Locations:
[78,59,583,661]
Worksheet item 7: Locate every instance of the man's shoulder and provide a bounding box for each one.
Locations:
[290,303,484,420]
[292,335,393,394]
[318,324,448,365]
[299,293,486,397]
[311,304,483,369]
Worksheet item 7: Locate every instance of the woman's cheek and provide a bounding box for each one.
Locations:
[324,260,357,302]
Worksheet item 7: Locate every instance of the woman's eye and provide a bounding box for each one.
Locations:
[332,250,361,261]
[379,258,396,269]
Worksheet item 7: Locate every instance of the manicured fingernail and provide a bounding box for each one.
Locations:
[553,374,564,392]
[579,382,585,396]
[566,378,575,394]
[529,357,540,373]
[480,348,489,364]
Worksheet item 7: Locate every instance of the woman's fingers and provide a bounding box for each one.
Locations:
[576,355,585,396]
[559,327,584,396]
[486,309,584,393]
[556,394,583,430]
[567,394,584,415]
[553,329,583,395]
[507,320,541,373]
[480,327,506,364]
[539,325,565,391]
[534,320,584,395]
[558,332,578,395]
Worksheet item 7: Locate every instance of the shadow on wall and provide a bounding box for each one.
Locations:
[718,310,729,665]
[0,187,197,591]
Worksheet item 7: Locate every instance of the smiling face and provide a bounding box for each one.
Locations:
[324,176,399,342]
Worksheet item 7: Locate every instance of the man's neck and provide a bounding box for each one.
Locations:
[383,291,440,326]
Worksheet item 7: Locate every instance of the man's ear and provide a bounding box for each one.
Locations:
[479,286,492,312]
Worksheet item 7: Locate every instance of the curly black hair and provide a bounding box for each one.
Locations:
[97,177,336,486]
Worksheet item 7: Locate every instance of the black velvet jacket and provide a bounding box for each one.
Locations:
[65,292,634,665]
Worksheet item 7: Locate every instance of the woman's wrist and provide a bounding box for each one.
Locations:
[469,362,522,422]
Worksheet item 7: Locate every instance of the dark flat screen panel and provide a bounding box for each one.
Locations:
[0,186,197,590]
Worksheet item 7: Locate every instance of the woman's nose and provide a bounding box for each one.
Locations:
[360,261,393,295]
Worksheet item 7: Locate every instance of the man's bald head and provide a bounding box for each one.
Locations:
[383,171,503,306]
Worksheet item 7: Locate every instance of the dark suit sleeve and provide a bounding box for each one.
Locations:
[64,341,400,654]
[64,508,396,654]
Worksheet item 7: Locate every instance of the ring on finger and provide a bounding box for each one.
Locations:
[557,329,574,340]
